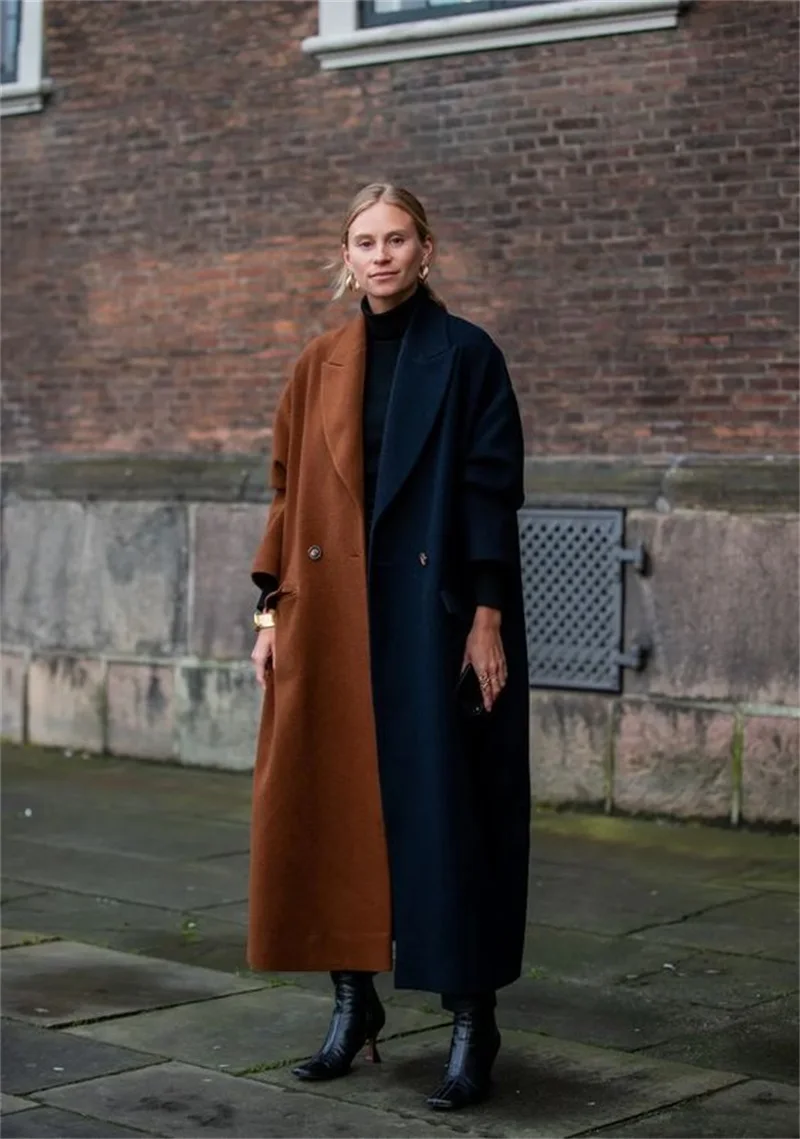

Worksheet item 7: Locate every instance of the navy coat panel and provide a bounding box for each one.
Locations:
[368,291,530,995]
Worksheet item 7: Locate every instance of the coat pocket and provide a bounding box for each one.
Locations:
[266,582,298,608]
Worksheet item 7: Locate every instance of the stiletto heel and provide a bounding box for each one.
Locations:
[292,972,386,1082]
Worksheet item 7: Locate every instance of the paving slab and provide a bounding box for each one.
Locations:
[67,985,448,1073]
[634,892,798,962]
[584,1077,799,1138]
[0,928,59,949]
[1,940,264,1027]
[255,968,446,1017]
[642,994,799,1085]
[618,949,798,1010]
[495,975,741,1052]
[0,881,47,904]
[3,801,249,862]
[528,860,749,936]
[532,813,799,883]
[1,746,253,824]
[0,1094,37,1114]
[39,1061,466,1137]
[522,925,696,987]
[711,862,799,894]
[1,1019,158,1095]
[255,1025,741,1138]
[0,1105,147,1137]
[194,899,247,926]
[1,837,248,910]
[0,888,247,971]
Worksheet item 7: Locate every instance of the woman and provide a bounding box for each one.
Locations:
[248,183,530,1111]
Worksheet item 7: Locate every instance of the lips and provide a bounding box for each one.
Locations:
[370,272,397,280]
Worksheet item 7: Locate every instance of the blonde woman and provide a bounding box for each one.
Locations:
[248,184,530,1111]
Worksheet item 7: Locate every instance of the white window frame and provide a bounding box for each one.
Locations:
[303,0,685,70]
[1,0,50,117]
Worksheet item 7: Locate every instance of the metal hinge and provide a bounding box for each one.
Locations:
[617,541,647,574]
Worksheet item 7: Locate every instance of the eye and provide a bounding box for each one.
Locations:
[390,235,405,246]
[356,239,372,249]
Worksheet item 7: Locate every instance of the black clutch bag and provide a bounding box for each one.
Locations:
[455,664,488,718]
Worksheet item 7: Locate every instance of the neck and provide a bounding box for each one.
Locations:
[365,282,420,315]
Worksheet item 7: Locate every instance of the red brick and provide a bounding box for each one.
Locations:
[1,0,797,458]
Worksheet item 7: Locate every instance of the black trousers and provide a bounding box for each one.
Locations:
[440,991,496,1013]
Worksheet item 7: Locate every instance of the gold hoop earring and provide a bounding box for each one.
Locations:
[346,269,360,293]
[419,263,430,283]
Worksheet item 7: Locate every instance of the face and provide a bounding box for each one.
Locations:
[343,201,433,313]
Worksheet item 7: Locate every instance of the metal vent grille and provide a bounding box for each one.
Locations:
[520,508,628,693]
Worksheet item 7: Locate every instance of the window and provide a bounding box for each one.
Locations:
[361,0,539,28]
[304,0,686,69]
[1,0,21,83]
[1,0,49,116]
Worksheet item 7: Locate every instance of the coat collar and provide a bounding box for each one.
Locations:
[320,291,456,530]
[372,292,455,531]
[321,315,366,515]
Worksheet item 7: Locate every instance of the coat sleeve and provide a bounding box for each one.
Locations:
[251,380,292,592]
[461,341,525,569]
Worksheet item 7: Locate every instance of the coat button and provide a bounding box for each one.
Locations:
[307,544,323,561]
[418,552,429,567]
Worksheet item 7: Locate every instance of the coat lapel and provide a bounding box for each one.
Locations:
[372,294,456,529]
[321,316,366,516]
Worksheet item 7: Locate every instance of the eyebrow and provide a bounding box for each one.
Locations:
[351,227,411,241]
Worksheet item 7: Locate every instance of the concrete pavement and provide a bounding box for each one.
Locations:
[1,742,797,1137]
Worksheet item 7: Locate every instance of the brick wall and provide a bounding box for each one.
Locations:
[2,0,798,458]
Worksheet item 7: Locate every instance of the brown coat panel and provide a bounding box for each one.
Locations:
[247,315,393,972]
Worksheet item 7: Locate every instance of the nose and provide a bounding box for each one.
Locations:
[374,242,391,263]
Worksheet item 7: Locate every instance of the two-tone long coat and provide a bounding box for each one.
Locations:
[248,290,530,996]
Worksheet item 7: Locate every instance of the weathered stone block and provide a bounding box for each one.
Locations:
[742,716,799,826]
[530,691,612,806]
[106,664,176,761]
[175,664,258,771]
[1,652,27,742]
[190,503,267,659]
[2,501,88,651]
[1,501,188,656]
[614,701,734,820]
[28,656,105,753]
[625,511,798,706]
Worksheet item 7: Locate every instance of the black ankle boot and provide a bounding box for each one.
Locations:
[292,971,385,1081]
[426,1004,501,1110]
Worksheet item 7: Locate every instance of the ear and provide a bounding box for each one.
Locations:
[342,242,352,270]
[422,235,434,261]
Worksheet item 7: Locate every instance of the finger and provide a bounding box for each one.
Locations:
[477,670,493,712]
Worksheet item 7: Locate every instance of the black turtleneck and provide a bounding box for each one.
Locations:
[257,287,503,613]
[361,288,420,535]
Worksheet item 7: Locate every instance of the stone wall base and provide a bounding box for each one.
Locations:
[2,648,797,826]
[530,690,798,827]
[2,455,797,826]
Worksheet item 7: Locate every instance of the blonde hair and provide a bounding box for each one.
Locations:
[331,182,442,304]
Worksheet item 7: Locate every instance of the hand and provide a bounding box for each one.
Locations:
[251,627,275,689]
[462,606,506,712]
